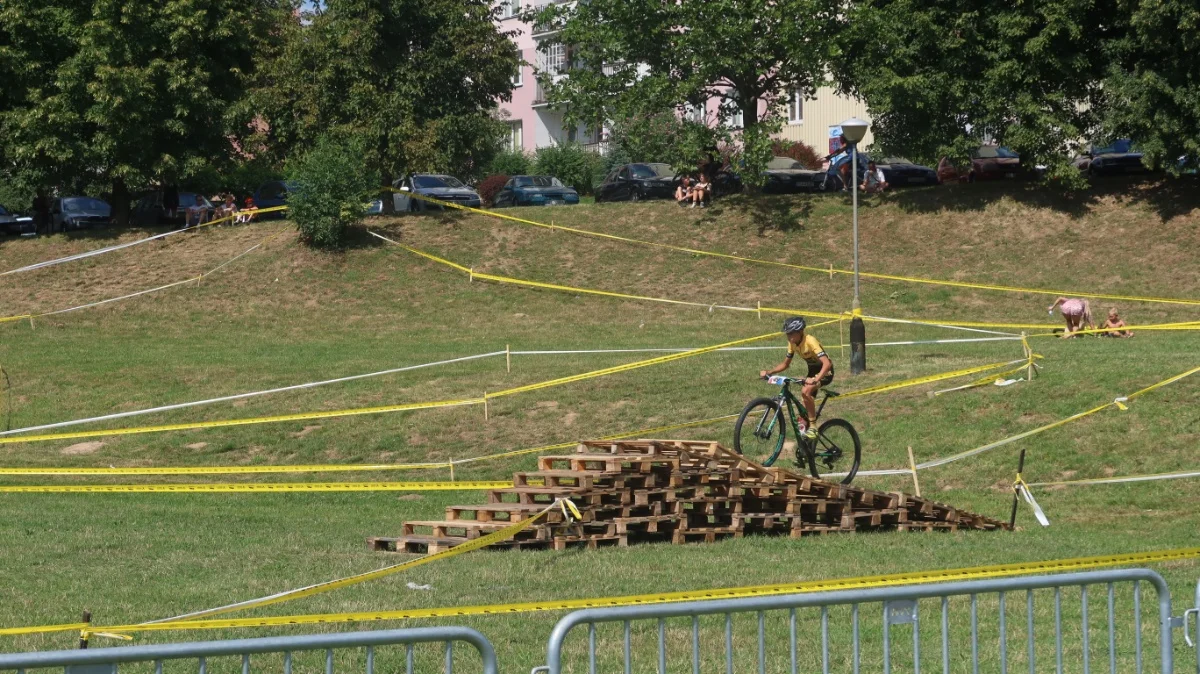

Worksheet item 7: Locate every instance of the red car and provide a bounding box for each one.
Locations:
[937,146,1024,183]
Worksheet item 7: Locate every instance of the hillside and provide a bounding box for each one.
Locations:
[0,178,1197,663]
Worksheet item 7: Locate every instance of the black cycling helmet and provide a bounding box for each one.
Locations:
[782,316,807,334]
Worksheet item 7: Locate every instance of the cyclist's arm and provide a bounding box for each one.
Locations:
[806,354,833,384]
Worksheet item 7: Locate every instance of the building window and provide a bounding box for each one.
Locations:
[538,42,567,75]
[684,103,705,124]
[508,122,523,151]
[499,0,520,20]
[788,90,803,124]
[512,63,523,87]
[727,107,743,130]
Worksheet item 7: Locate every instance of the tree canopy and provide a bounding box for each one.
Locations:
[533,0,840,182]
[254,0,520,210]
[0,0,285,220]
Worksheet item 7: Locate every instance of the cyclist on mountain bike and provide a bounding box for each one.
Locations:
[758,316,834,439]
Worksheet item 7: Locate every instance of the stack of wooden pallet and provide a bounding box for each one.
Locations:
[369,439,1008,554]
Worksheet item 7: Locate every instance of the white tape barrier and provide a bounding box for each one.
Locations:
[1029,469,1200,488]
[0,352,505,438]
[0,226,193,277]
[1,337,1020,438]
[8,229,286,323]
[863,314,1020,337]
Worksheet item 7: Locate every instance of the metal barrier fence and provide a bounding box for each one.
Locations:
[534,569,1178,674]
[1186,580,1200,673]
[0,628,497,674]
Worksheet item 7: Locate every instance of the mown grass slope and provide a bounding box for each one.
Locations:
[0,178,1197,669]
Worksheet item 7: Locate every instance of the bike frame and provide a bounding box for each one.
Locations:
[759,380,834,446]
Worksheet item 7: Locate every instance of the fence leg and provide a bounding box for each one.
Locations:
[907,446,921,497]
[1021,332,1033,381]
[1009,448,1026,529]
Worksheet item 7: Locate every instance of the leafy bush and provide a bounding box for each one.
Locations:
[486,149,532,177]
[533,143,603,194]
[771,140,824,169]
[478,174,509,206]
[286,135,378,249]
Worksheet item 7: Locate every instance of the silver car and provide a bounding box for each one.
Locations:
[51,197,112,231]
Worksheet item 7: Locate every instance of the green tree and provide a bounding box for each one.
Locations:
[833,0,1118,183]
[287,134,377,248]
[532,0,839,185]
[1101,0,1200,169]
[0,0,287,223]
[255,0,519,214]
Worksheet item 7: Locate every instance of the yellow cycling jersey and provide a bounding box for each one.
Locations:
[785,334,827,364]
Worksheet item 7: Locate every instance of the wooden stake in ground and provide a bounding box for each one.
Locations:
[907,446,921,497]
[79,610,91,650]
[506,344,511,373]
[483,393,489,421]
[1009,448,1027,529]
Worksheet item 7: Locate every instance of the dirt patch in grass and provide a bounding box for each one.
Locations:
[60,441,104,455]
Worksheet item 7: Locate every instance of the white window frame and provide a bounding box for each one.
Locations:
[727,107,743,130]
[788,90,804,125]
[512,63,523,87]
[499,0,520,20]
[538,42,567,75]
[508,122,523,152]
[684,102,705,124]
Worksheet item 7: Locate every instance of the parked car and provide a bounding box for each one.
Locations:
[493,176,580,208]
[938,146,1027,183]
[50,196,111,231]
[132,190,213,226]
[875,157,940,187]
[252,180,299,218]
[0,204,35,236]
[391,174,482,211]
[595,163,677,202]
[762,156,825,193]
[1073,139,1149,177]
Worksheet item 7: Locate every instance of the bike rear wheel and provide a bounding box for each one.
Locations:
[803,418,862,484]
[733,397,787,466]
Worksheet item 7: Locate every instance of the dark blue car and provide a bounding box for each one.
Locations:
[252,180,299,218]
[492,176,580,208]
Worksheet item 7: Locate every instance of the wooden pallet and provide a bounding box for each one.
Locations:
[371,438,1009,553]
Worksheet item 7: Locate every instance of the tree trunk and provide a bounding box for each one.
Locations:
[381,169,396,215]
[741,93,759,127]
[111,176,130,227]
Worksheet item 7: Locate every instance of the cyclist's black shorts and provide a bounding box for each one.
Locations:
[806,361,834,386]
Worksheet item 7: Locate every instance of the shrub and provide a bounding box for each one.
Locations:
[286,135,378,249]
[478,174,509,206]
[771,140,823,169]
[533,143,602,194]
[486,149,532,177]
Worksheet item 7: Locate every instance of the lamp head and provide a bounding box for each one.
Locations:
[841,117,870,144]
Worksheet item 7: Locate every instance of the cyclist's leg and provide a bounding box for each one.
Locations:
[801,362,823,428]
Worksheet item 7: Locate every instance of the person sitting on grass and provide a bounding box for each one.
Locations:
[218,193,239,224]
[758,316,834,440]
[1048,297,1096,338]
[692,174,711,208]
[237,197,258,224]
[862,160,888,194]
[1101,308,1133,338]
[675,176,694,206]
[186,195,208,229]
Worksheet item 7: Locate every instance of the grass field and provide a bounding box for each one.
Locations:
[0,178,1198,670]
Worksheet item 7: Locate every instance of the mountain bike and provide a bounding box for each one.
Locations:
[733,375,862,484]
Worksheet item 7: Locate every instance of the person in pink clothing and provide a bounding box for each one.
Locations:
[1048,297,1096,337]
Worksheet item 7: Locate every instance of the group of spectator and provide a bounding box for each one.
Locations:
[166,185,257,230]
[1049,297,1133,338]
[675,174,713,208]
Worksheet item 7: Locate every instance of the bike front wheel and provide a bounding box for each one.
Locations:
[733,397,787,466]
[803,418,862,484]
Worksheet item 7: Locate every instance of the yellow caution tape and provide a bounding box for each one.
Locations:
[0,481,511,494]
[0,622,91,637]
[0,398,482,446]
[5,545,1195,638]
[405,192,1200,307]
[148,498,570,625]
[835,357,1032,400]
[0,329,776,447]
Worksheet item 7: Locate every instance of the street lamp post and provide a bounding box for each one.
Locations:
[840,117,870,374]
